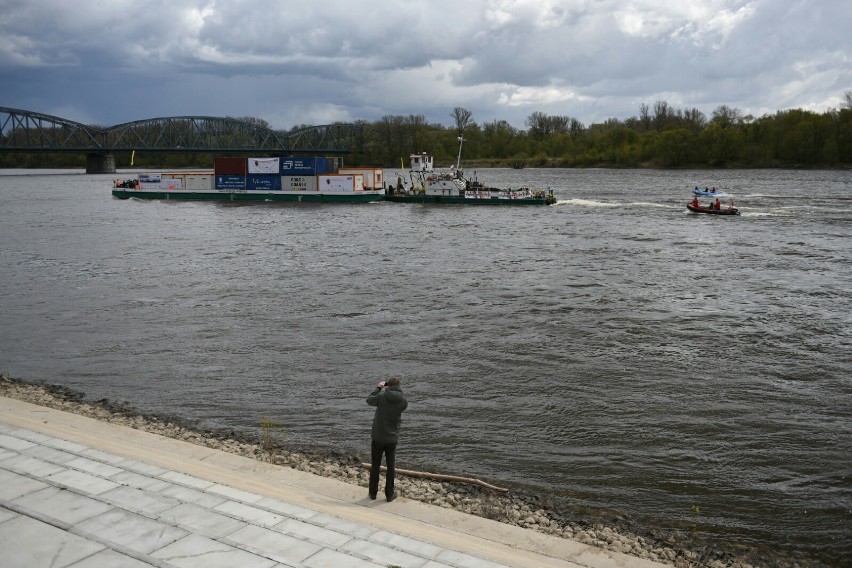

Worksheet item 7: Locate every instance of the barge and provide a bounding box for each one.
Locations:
[112,156,385,203]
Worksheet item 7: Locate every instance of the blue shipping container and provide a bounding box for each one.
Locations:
[215,175,246,190]
[315,157,329,174]
[280,157,316,175]
[247,174,282,191]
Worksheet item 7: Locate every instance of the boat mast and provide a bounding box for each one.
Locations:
[456,136,465,172]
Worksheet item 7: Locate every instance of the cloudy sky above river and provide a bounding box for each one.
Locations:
[1,0,849,130]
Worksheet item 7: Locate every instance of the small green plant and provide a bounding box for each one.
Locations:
[691,504,701,539]
[260,416,285,463]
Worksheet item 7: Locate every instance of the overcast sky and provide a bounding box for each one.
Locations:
[1,0,850,131]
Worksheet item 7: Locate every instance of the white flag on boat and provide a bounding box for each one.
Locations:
[248,157,279,174]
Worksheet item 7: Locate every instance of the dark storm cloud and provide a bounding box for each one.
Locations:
[1,0,849,129]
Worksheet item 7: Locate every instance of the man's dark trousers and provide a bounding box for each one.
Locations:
[369,439,397,497]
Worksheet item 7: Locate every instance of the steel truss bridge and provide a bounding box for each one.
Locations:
[0,107,362,172]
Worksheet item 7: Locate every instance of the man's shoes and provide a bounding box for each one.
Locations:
[369,493,377,500]
[386,492,397,502]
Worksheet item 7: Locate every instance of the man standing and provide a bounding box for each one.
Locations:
[366,377,408,501]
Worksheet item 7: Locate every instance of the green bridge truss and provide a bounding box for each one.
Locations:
[0,107,361,154]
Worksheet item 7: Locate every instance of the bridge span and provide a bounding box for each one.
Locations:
[0,107,362,173]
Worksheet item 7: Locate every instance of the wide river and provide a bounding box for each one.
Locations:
[0,167,849,566]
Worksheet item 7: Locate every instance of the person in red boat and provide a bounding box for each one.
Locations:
[691,196,700,208]
[714,198,721,210]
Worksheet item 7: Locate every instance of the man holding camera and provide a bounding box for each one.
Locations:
[366,377,408,501]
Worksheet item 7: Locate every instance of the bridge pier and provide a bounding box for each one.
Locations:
[86,153,116,174]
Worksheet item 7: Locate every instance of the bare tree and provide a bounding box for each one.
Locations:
[405,114,429,153]
[844,90,852,110]
[638,103,652,131]
[653,101,670,130]
[451,107,474,137]
[525,112,574,139]
[682,108,707,130]
[549,115,570,134]
[711,105,743,128]
[568,117,585,138]
[525,111,550,140]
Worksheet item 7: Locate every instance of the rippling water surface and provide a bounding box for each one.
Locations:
[1,168,850,565]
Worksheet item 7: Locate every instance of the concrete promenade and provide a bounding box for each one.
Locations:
[0,396,667,568]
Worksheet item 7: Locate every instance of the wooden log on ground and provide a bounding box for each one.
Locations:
[361,463,509,492]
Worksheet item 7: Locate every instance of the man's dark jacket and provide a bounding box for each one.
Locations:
[367,385,408,443]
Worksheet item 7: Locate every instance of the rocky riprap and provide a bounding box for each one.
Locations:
[0,375,772,568]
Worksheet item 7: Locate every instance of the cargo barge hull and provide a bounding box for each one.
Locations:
[112,189,385,203]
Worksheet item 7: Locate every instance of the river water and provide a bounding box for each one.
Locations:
[1,167,850,566]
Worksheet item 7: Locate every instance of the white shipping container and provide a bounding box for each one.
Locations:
[338,168,384,190]
[317,174,357,192]
[282,175,318,192]
[186,175,213,190]
[160,174,185,190]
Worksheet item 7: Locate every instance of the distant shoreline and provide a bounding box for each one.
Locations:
[0,374,798,568]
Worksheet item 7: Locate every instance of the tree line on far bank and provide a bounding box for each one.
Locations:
[3,92,851,170]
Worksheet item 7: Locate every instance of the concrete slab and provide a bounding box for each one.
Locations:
[309,511,377,539]
[161,502,248,539]
[42,437,89,453]
[207,482,265,503]
[225,524,324,565]
[65,455,125,477]
[6,428,54,444]
[256,496,319,521]
[213,500,285,527]
[12,486,113,525]
[47,468,121,495]
[109,470,173,491]
[151,533,277,568]
[160,470,214,489]
[435,549,515,568]
[274,516,354,548]
[0,468,49,500]
[76,508,187,554]
[158,483,229,508]
[301,548,385,568]
[65,547,156,568]
[0,506,18,523]
[114,457,169,477]
[22,443,79,464]
[0,514,105,568]
[0,453,67,477]
[80,447,132,465]
[341,537,433,568]
[368,529,445,558]
[0,432,36,451]
[100,485,182,516]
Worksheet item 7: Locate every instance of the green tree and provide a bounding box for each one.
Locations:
[655,128,697,166]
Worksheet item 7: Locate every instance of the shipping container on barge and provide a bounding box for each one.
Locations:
[112,156,385,203]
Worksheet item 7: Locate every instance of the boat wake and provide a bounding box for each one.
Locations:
[561,198,622,208]
[561,198,679,209]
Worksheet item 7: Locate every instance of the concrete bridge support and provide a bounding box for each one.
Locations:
[86,153,116,174]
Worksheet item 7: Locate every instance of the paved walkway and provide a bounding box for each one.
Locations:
[0,396,666,568]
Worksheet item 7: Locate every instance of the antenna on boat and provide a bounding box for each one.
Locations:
[456,136,465,171]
